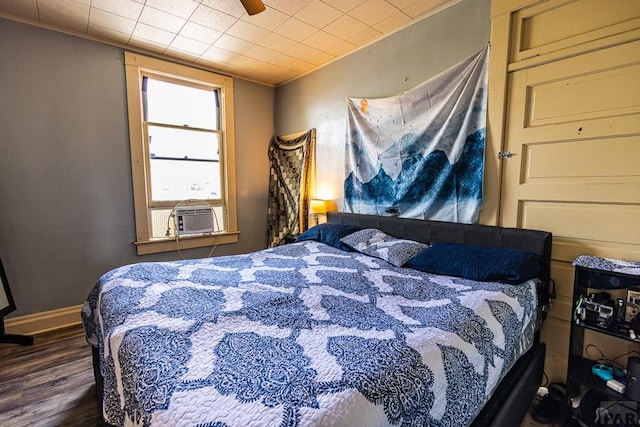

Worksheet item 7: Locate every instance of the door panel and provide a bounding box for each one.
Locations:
[501,41,640,231]
[509,0,640,63]
[521,202,640,245]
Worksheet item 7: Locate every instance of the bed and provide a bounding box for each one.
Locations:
[83,212,552,427]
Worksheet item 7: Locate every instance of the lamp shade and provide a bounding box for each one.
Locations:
[309,199,327,214]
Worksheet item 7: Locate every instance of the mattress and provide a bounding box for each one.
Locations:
[82,240,538,426]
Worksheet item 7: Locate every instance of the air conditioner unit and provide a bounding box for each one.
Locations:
[175,206,214,236]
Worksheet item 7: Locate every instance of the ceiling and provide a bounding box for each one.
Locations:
[0,0,456,86]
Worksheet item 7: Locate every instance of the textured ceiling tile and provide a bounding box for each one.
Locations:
[164,46,199,62]
[261,66,295,85]
[37,0,90,21]
[170,35,210,55]
[285,42,323,62]
[403,0,450,18]
[0,0,38,21]
[128,35,169,52]
[139,6,186,34]
[91,0,143,21]
[88,24,132,43]
[259,64,300,83]
[294,1,342,29]
[263,0,307,16]
[244,44,281,63]
[374,11,412,33]
[321,0,367,13]
[349,0,400,26]
[214,33,253,54]
[132,22,175,45]
[273,17,316,40]
[201,45,239,62]
[348,26,383,46]
[39,11,88,32]
[255,32,297,52]
[179,21,223,45]
[325,39,357,56]
[200,0,246,18]
[273,54,315,73]
[145,0,199,20]
[226,19,270,43]
[0,0,455,85]
[306,50,335,66]
[324,14,367,40]
[302,30,341,52]
[386,0,420,9]
[190,4,237,33]
[240,7,288,31]
[89,9,136,35]
[232,55,269,70]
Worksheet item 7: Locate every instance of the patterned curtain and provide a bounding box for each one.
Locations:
[267,129,315,247]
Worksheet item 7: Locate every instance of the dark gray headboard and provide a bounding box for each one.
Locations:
[327,212,553,286]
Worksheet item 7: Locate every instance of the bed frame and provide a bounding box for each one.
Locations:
[328,212,552,427]
[93,212,552,427]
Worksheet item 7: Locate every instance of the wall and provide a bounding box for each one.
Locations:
[275,0,491,205]
[0,18,274,317]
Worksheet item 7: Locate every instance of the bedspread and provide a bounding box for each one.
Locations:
[82,240,537,427]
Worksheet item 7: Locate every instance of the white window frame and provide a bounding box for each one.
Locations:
[124,52,238,255]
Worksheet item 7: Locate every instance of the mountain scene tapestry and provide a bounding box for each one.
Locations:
[344,46,489,223]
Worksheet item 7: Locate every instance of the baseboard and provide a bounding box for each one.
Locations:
[4,305,83,336]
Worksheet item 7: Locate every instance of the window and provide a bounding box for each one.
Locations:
[124,52,238,255]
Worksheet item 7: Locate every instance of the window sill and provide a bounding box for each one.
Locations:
[134,231,239,255]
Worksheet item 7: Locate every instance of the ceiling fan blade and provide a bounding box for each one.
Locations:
[239,0,266,15]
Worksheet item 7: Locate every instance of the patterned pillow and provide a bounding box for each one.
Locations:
[340,228,428,267]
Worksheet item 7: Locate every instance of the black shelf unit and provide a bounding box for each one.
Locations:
[567,256,640,425]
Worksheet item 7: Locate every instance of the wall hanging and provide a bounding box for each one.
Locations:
[267,129,315,247]
[344,46,489,223]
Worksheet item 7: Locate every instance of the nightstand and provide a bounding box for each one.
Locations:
[566,255,640,425]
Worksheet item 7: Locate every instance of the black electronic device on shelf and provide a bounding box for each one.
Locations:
[567,255,640,426]
[0,256,33,346]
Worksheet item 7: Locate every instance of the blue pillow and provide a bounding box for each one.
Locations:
[296,222,363,252]
[405,242,542,284]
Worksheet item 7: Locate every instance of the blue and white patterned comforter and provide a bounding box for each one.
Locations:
[82,240,537,427]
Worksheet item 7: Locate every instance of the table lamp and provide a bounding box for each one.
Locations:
[309,199,327,226]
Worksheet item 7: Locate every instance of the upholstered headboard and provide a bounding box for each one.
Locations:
[327,212,552,285]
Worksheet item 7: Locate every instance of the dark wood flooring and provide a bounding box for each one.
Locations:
[0,325,556,427]
[0,324,102,426]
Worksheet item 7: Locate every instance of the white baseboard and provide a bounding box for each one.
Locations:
[4,305,83,336]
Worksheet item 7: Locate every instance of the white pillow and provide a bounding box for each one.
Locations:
[340,228,428,267]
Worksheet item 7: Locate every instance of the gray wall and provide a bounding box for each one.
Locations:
[0,18,274,316]
[0,0,489,317]
[275,0,491,204]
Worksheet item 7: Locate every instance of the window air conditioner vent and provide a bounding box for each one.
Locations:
[175,206,214,236]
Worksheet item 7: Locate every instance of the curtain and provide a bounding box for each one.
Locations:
[267,129,315,247]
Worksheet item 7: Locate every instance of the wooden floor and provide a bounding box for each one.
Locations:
[0,325,102,427]
[0,325,557,427]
